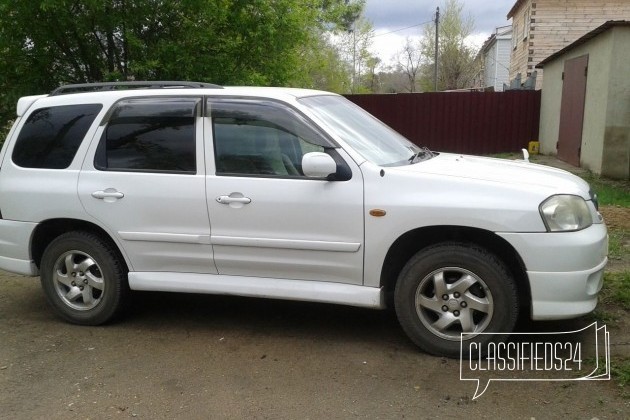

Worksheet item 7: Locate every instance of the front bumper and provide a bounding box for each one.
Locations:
[498,223,608,320]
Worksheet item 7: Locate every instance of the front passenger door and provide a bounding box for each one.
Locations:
[205,98,365,285]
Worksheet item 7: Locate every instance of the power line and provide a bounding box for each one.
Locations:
[372,20,434,37]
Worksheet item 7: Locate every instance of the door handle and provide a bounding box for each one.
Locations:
[92,189,124,200]
[216,195,251,205]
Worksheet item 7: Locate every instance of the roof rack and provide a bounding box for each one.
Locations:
[50,81,223,96]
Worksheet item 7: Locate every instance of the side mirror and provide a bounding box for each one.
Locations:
[302,152,337,178]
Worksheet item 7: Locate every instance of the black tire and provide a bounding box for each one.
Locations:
[394,242,519,358]
[40,231,129,325]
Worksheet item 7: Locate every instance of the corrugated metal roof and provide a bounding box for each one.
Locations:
[536,20,630,68]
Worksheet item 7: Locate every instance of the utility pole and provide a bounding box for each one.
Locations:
[434,6,439,91]
[351,23,356,93]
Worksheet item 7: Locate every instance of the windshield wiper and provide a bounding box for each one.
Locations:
[408,147,435,164]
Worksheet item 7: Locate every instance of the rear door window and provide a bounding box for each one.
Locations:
[95,97,199,174]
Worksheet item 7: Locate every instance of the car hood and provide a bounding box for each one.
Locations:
[391,153,591,198]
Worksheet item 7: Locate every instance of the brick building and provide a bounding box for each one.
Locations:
[507,0,630,89]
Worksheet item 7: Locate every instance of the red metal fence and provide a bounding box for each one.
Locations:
[345,91,541,155]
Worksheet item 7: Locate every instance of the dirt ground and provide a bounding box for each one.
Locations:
[1,269,629,419]
[599,205,630,273]
[599,206,629,232]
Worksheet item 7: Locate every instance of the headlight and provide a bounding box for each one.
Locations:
[539,195,593,232]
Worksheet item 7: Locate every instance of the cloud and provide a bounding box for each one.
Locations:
[364,0,434,30]
[364,0,513,35]
[363,0,514,66]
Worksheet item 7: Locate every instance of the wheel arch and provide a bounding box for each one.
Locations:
[31,218,128,271]
[380,226,530,315]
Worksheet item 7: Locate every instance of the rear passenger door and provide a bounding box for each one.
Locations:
[78,97,216,274]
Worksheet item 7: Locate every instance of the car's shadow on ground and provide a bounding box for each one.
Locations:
[124,290,412,348]
[123,290,597,350]
[9,278,599,357]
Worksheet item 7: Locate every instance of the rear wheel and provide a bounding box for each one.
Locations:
[40,231,129,325]
[394,242,519,358]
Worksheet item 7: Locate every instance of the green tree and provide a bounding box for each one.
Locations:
[293,36,352,92]
[0,0,363,123]
[334,15,377,93]
[362,55,381,92]
[419,0,479,91]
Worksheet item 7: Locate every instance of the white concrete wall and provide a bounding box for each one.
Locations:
[538,59,563,154]
[578,32,613,174]
[601,27,630,179]
[538,29,614,175]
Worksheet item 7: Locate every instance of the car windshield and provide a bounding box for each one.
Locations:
[299,95,431,166]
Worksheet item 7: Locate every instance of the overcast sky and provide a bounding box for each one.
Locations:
[364,0,515,66]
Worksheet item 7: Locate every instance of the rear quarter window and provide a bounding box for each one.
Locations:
[12,104,102,169]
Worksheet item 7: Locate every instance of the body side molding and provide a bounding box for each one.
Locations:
[128,272,384,309]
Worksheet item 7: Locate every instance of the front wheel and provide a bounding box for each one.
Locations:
[40,231,129,325]
[394,243,519,358]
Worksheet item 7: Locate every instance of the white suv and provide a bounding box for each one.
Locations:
[0,82,607,357]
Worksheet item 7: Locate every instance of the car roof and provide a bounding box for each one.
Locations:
[17,85,338,117]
